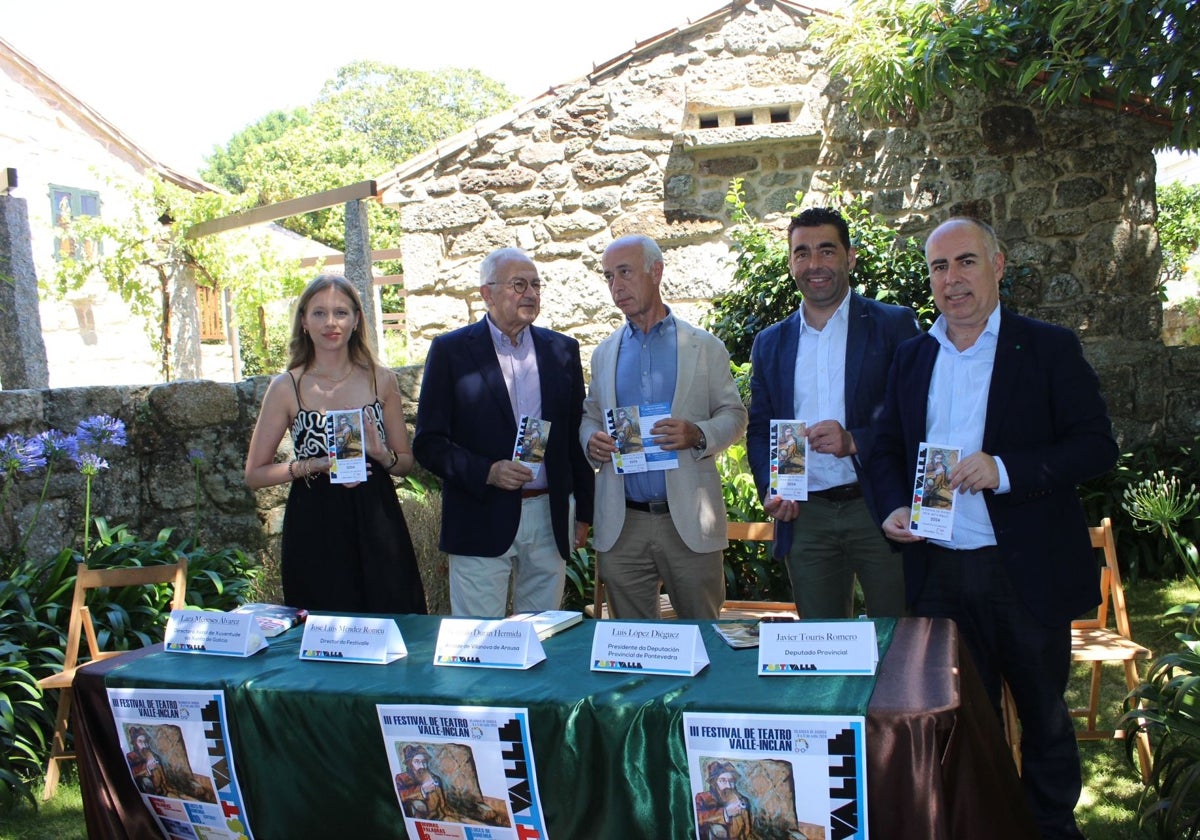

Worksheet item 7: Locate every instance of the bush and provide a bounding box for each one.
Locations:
[0,524,256,812]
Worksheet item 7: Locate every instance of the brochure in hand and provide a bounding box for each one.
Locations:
[512,415,551,479]
[326,408,367,484]
[231,603,309,638]
[769,420,809,501]
[909,442,960,541]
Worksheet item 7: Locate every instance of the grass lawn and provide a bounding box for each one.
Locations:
[4,577,1195,840]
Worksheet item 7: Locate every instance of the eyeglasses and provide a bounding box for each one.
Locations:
[488,278,543,295]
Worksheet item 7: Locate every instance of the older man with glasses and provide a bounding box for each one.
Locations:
[414,247,594,616]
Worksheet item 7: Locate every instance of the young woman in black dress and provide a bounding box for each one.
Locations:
[245,274,427,614]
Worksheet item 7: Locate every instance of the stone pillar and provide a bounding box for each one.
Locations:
[171,263,201,380]
[0,194,49,389]
[344,199,381,348]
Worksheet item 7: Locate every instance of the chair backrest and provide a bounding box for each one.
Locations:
[1071,518,1131,639]
[726,521,775,542]
[62,559,189,672]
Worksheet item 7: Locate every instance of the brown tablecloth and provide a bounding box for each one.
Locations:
[71,616,1033,839]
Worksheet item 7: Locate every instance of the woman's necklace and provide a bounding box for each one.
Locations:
[309,364,354,383]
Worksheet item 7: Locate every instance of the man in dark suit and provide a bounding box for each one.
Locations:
[748,207,919,618]
[414,247,594,616]
[868,217,1117,839]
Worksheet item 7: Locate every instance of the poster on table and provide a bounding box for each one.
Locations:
[377,703,549,840]
[107,687,254,840]
[683,711,868,840]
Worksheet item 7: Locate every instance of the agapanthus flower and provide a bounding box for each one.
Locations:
[75,451,109,477]
[75,414,127,449]
[36,429,80,466]
[189,448,206,465]
[0,432,46,477]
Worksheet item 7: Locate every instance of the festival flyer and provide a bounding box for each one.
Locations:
[605,402,679,474]
[908,443,960,541]
[769,420,809,501]
[326,408,367,484]
[512,415,550,480]
[683,711,868,840]
[107,687,254,840]
[377,704,548,840]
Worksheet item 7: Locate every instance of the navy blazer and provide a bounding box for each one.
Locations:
[413,319,595,559]
[748,293,919,559]
[866,308,1118,625]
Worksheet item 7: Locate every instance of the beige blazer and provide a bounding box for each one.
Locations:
[581,317,748,553]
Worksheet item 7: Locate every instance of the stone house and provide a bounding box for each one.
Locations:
[0,35,330,389]
[376,0,1199,448]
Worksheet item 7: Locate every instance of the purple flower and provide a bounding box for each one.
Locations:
[36,429,80,466]
[75,415,127,449]
[188,448,206,465]
[75,451,109,477]
[1,433,46,477]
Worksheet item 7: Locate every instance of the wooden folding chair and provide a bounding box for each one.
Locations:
[1002,518,1152,782]
[1071,517,1152,781]
[38,558,188,800]
[586,520,795,619]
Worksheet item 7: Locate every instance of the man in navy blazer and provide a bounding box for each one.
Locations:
[413,248,594,617]
[868,217,1117,839]
[748,208,918,618]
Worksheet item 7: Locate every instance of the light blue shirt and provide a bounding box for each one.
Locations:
[615,312,678,503]
[926,304,1010,549]
[486,315,547,491]
[792,292,857,491]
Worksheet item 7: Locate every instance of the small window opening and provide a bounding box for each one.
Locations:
[699,114,719,130]
[770,108,791,124]
[734,111,754,127]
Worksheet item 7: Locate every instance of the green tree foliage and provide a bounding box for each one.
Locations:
[704,180,932,364]
[813,0,1200,151]
[1158,180,1200,290]
[316,62,515,164]
[201,109,312,195]
[200,61,516,253]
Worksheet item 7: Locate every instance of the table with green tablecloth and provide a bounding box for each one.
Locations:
[71,614,1034,839]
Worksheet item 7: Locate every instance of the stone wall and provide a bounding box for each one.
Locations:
[0,368,451,613]
[382,0,1200,451]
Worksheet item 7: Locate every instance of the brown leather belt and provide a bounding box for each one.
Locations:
[521,489,548,499]
[808,483,863,502]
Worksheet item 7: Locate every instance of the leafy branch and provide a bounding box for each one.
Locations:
[813,0,1199,150]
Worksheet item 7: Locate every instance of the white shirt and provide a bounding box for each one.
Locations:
[926,304,1010,548]
[792,293,857,491]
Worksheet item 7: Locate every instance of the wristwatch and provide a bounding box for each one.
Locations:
[694,430,707,452]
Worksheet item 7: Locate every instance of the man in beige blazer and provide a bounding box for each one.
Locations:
[581,234,748,619]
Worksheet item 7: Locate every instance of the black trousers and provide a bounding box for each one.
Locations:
[916,544,1084,840]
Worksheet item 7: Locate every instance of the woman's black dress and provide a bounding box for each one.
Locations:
[280,386,427,614]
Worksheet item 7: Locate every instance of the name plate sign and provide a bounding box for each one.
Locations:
[164,610,266,657]
[299,615,407,664]
[590,621,709,676]
[758,620,879,676]
[433,618,546,669]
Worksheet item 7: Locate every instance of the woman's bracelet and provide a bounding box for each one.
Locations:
[386,449,399,470]
[287,459,298,482]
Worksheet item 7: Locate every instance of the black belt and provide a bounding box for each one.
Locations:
[626,499,670,514]
[808,483,863,502]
